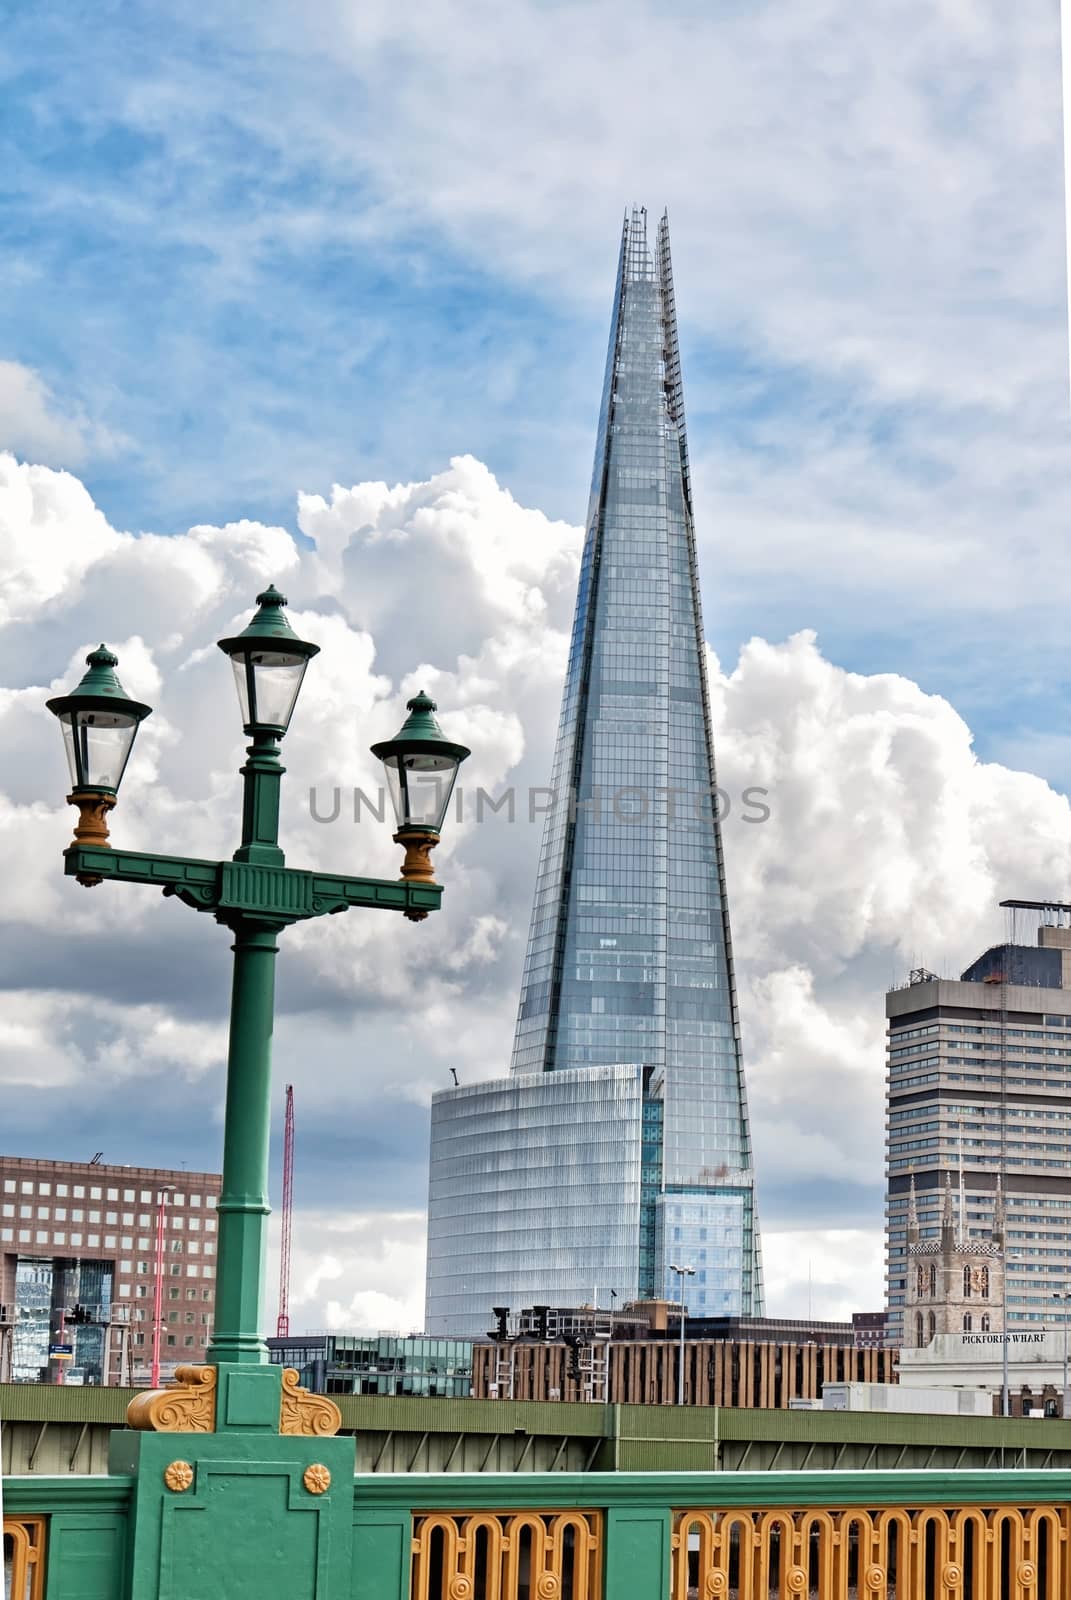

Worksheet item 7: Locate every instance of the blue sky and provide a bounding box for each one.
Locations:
[2,0,1070,1324]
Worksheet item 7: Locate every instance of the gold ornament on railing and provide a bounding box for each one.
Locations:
[411,1510,602,1600]
[671,1503,1071,1600]
[126,1363,217,1433]
[279,1366,342,1436]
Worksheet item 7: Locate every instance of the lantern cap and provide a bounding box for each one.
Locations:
[371,689,471,766]
[216,585,320,662]
[46,644,153,725]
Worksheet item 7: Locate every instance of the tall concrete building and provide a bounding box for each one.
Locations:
[886,909,1071,1350]
[0,1154,220,1384]
[424,208,762,1338]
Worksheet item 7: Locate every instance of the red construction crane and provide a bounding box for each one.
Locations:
[276,1084,295,1338]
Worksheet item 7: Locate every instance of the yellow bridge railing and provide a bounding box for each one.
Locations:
[3,1514,46,1600]
[411,1510,603,1600]
[671,1504,1071,1599]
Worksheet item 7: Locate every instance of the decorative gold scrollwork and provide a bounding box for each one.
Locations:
[279,1367,342,1436]
[127,1364,217,1432]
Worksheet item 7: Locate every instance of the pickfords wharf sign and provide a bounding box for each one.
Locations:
[961,1333,1045,1346]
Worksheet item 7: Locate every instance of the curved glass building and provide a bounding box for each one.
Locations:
[425,208,763,1338]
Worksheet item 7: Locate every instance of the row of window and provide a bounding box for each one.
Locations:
[1,1179,214,1205]
[0,1229,215,1254]
[1,1206,214,1232]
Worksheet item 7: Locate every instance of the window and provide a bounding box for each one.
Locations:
[90,1187,101,1199]
[981,1266,990,1298]
[87,1234,99,1247]
[916,1266,924,1297]
[105,1212,118,1224]
[172,1216,185,1230]
[73,1186,84,1198]
[929,1265,937,1295]
[3,1180,14,1192]
[18,1205,31,1218]
[0,1228,11,1241]
[138,1262,151,1274]
[1,1205,12,1217]
[190,1194,201,1207]
[184,1335,195,1347]
[170,1240,182,1254]
[120,1260,133,1273]
[963,1314,972,1332]
[36,1206,48,1219]
[122,1214,133,1226]
[123,1190,134,1201]
[88,1210,100,1223]
[964,1266,972,1298]
[56,1182,68,1197]
[928,1311,936,1341]
[169,1289,180,1300]
[39,1182,51,1195]
[981,1314,991,1331]
[121,1236,132,1249]
[170,1265,181,1276]
[72,1209,83,1222]
[138,1216,150,1228]
[166,1335,176,1346]
[18,1230,29,1242]
[188,1218,200,1231]
[137,1286,148,1298]
[104,1235,117,1248]
[172,1193,185,1206]
[53,1231,65,1245]
[55,1208,67,1221]
[207,1196,216,1209]
[107,1188,118,1201]
[140,1191,151,1203]
[21,1182,32,1193]
[70,1233,82,1246]
[35,1230,47,1243]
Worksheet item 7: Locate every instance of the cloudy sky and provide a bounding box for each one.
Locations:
[2,0,1070,1333]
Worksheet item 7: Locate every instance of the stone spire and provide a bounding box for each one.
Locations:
[941,1171,955,1249]
[907,1176,919,1246]
[993,1172,1006,1248]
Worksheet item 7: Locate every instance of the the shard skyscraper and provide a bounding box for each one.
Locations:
[424,209,762,1338]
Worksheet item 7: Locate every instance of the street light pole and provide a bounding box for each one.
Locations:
[150,1184,175,1387]
[1053,1291,1071,1418]
[49,591,470,1404]
[669,1263,695,1406]
[1002,1248,1021,1418]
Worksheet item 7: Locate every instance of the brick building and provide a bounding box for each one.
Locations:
[0,1155,220,1385]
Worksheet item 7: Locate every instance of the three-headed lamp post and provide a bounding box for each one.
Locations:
[48,587,469,1407]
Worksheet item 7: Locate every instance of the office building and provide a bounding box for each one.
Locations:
[0,1154,220,1385]
[425,206,761,1337]
[267,1332,473,1397]
[885,909,1071,1350]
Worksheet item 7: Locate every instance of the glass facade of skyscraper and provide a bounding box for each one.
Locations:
[425,208,762,1337]
[426,1066,646,1336]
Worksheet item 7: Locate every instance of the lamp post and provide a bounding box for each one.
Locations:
[150,1184,175,1388]
[669,1263,695,1406]
[48,589,470,1395]
[1001,1248,1021,1418]
[1053,1290,1071,1419]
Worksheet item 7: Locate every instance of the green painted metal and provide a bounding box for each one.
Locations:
[2,1477,132,1600]
[208,922,280,1369]
[62,847,441,918]
[109,1430,356,1600]
[13,1464,1071,1598]
[234,732,286,868]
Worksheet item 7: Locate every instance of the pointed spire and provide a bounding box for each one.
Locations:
[941,1172,955,1248]
[907,1176,919,1245]
[993,1172,1006,1247]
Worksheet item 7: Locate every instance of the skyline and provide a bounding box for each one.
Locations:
[1,0,1070,1335]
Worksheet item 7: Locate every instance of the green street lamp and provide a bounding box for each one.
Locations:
[46,645,153,881]
[217,583,320,736]
[372,689,470,915]
[46,588,470,1430]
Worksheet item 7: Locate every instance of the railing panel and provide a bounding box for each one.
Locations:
[3,1515,46,1600]
[672,1502,1071,1599]
[411,1508,602,1600]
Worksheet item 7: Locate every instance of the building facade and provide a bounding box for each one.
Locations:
[425,207,762,1337]
[0,1155,220,1385]
[470,1335,895,1408]
[267,1333,472,1397]
[886,917,1071,1349]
